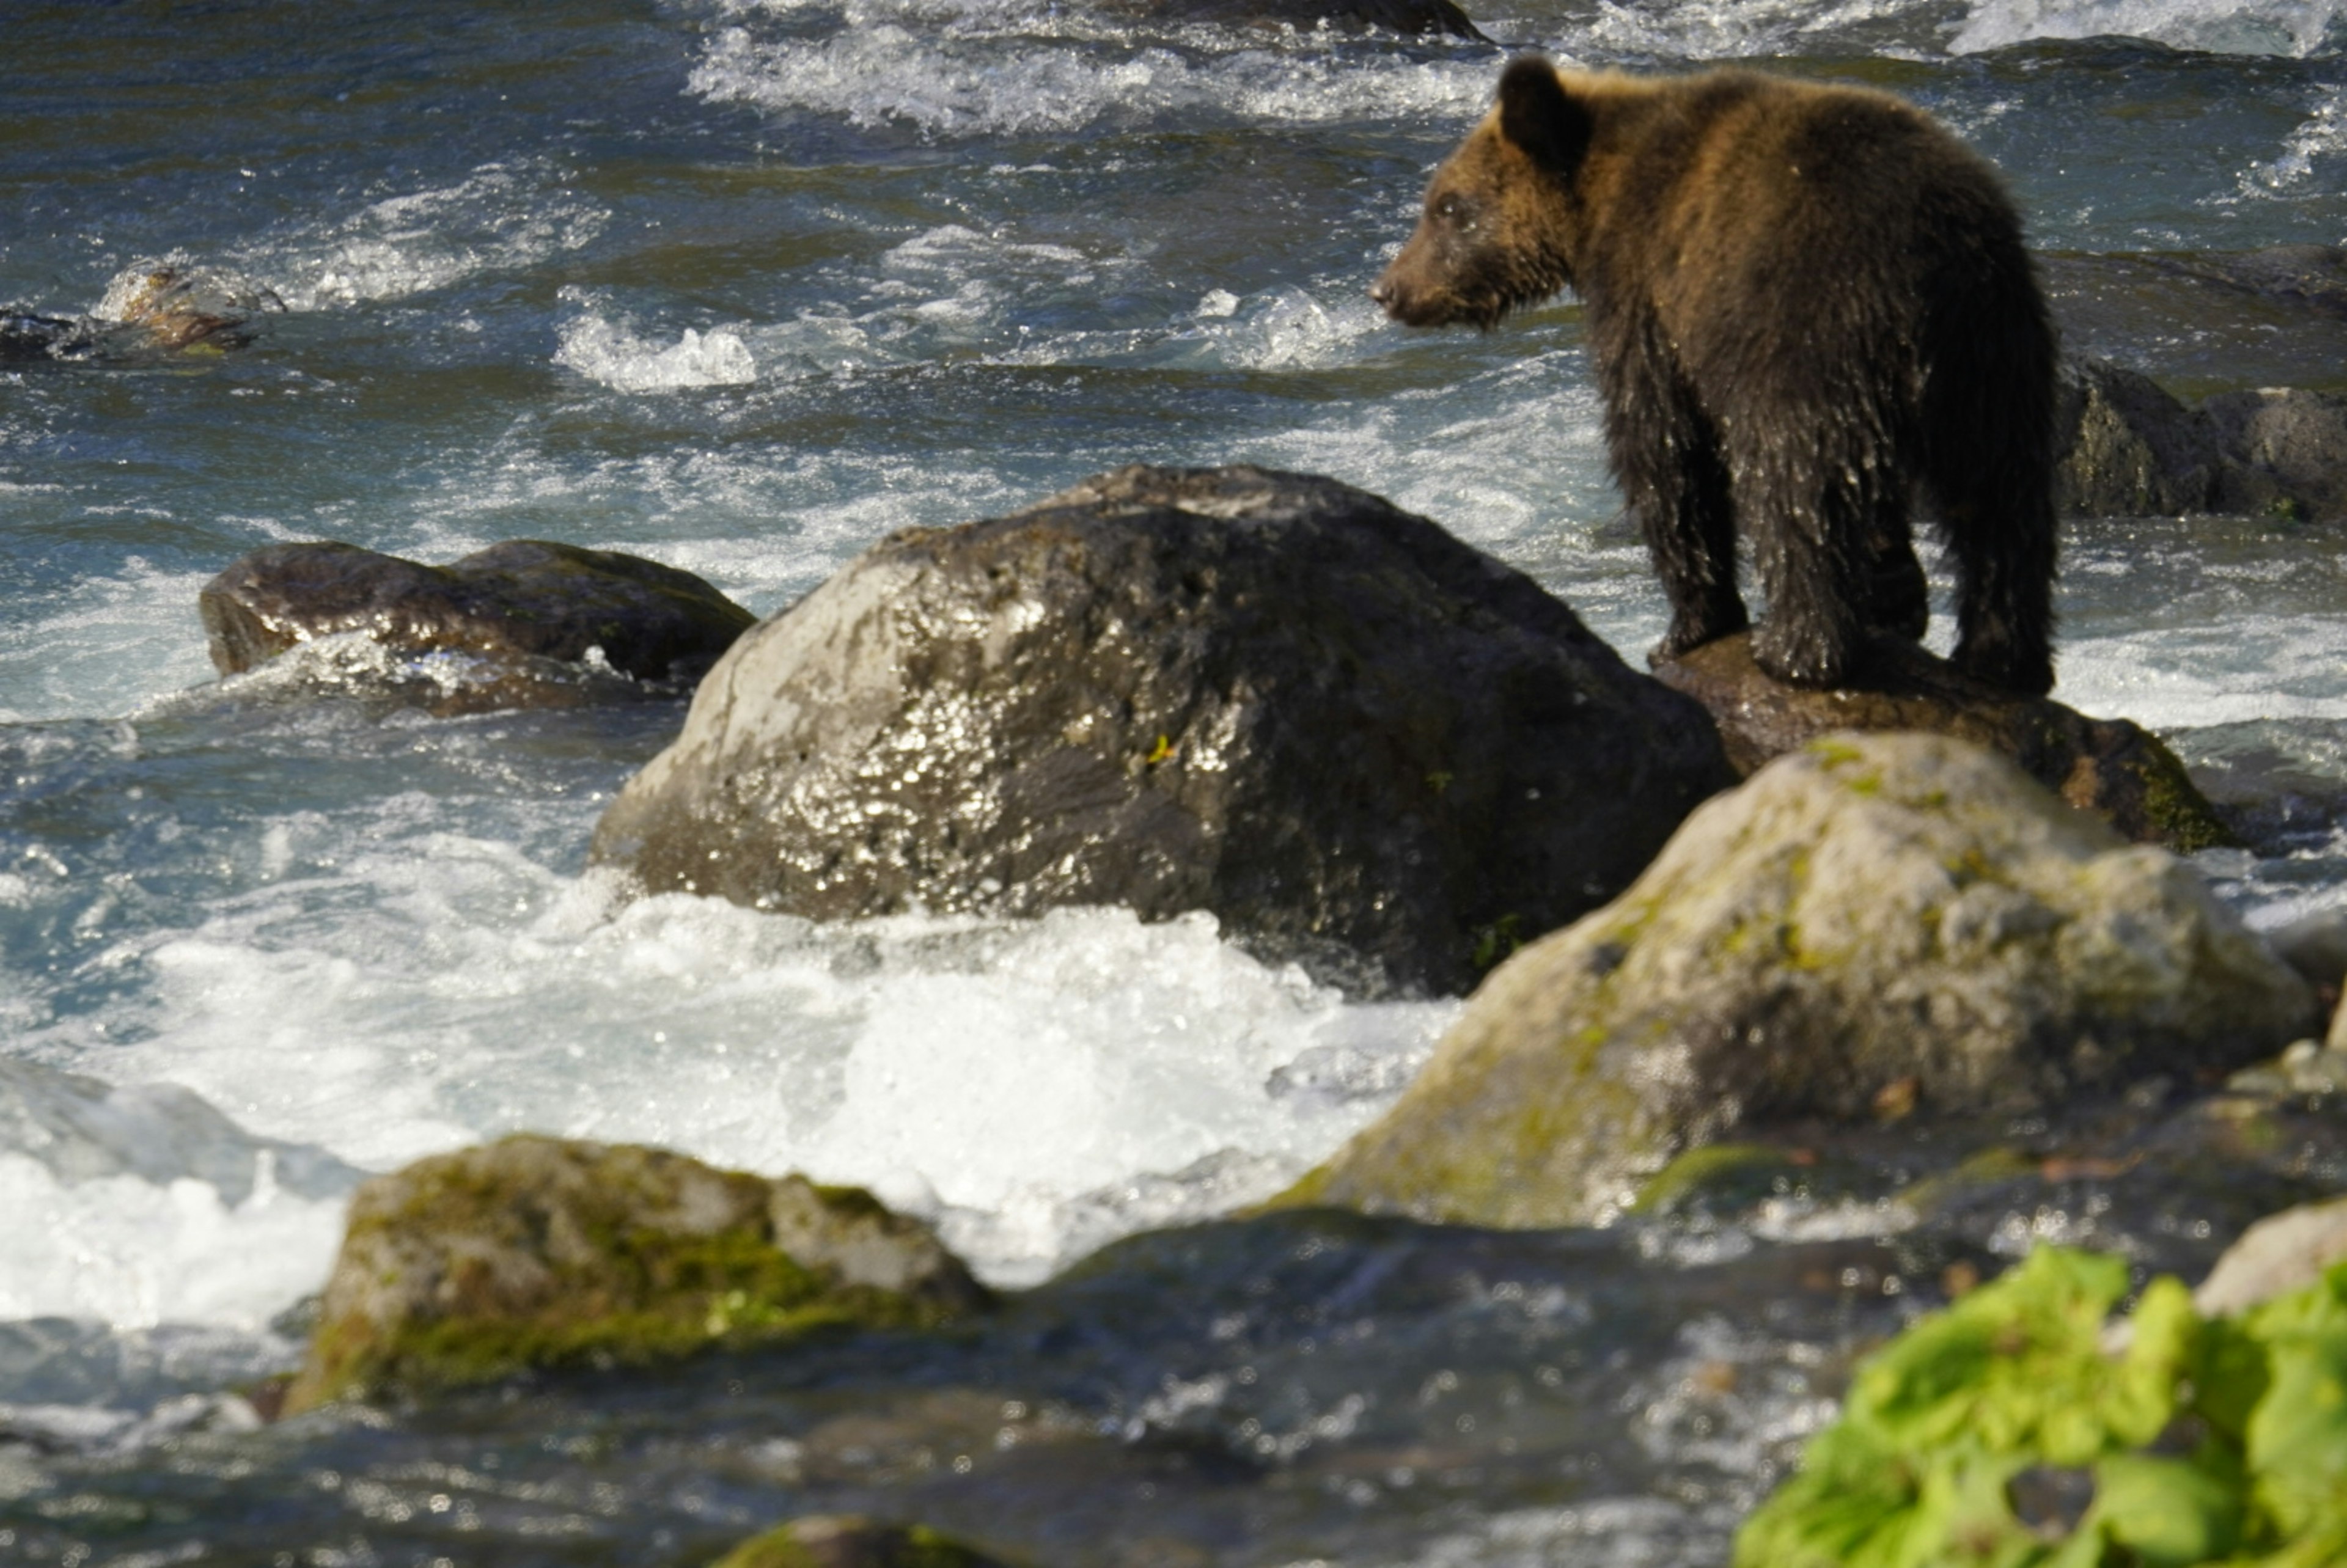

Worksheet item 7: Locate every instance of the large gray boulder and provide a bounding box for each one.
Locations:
[590,465,1735,995]
[1284,731,2318,1228]
[284,1135,986,1413]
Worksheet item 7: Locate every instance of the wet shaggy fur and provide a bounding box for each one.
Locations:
[1373,58,2058,694]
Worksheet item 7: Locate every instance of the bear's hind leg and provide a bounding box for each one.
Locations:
[1738,436,1875,689]
[1863,505,1930,642]
[1604,313,1746,662]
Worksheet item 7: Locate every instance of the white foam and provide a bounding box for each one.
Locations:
[239,163,609,311]
[689,16,1496,139]
[0,558,216,725]
[56,854,1453,1289]
[555,310,760,392]
[1951,0,2347,54]
[2244,82,2347,193]
[0,1154,347,1334]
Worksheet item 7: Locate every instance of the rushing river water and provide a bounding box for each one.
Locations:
[3,0,2346,1563]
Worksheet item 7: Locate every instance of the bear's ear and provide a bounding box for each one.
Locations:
[1496,56,1593,174]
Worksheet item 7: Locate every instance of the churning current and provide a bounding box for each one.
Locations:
[1,0,2345,1563]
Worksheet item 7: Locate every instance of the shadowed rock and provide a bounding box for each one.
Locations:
[592,464,1735,995]
[200,540,755,711]
[283,1135,986,1413]
[2056,354,2347,522]
[1280,732,2317,1229]
[1648,629,2231,851]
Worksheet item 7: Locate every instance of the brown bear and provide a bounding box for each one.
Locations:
[1372,58,2058,695]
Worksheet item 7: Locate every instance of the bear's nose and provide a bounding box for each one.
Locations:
[1368,277,1392,306]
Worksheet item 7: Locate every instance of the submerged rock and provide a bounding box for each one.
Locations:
[200,540,755,711]
[0,1058,361,1205]
[713,1515,1015,1568]
[1285,731,2317,1229]
[592,464,1733,995]
[1,264,274,363]
[2055,354,2347,521]
[1649,629,2231,851]
[282,1135,986,1413]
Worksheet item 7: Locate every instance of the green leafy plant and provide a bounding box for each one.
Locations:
[1735,1245,2347,1567]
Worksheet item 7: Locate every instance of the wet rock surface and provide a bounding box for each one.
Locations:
[2055,353,2347,521]
[199,539,755,712]
[283,1135,986,1413]
[714,1515,1018,1568]
[1288,731,2318,1229]
[1648,629,2231,851]
[592,464,1734,995]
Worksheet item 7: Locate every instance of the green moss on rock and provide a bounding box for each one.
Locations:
[713,1515,1014,1568]
[284,1135,986,1413]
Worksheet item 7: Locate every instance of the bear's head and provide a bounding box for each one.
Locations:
[1371,56,1593,329]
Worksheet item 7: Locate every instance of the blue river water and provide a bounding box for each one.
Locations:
[2,0,2345,1562]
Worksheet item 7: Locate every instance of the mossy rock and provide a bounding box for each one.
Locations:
[1280,732,2316,1229]
[713,1515,1015,1568]
[283,1135,987,1413]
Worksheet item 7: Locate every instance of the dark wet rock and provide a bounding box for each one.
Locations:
[1119,0,1490,38]
[1648,629,2230,852]
[1282,731,2318,1229]
[713,1515,1016,1568]
[2040,249,2347,395]
[282,1134,986,1413]
[590,464,1735,995]
[200,539,755,710]
[2055,353,2347,521]
[2054,357,2225,517]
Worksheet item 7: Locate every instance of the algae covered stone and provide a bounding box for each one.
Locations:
[1290,732,2316,1228]
[284,1135,986,1412]
[713,1515,1014,1568]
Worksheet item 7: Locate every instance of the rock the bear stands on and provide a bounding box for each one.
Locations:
[1374,57,2059,696]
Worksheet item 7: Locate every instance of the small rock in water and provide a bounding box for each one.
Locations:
[1287,731,2319,1229]
[282,1134,987,1413]
[199,539,755,713]
[713,1515,1017,1568]
[592,464,1734,995]
[1648,629,2231,851]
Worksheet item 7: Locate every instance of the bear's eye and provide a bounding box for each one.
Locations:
[1434,194,1477,233]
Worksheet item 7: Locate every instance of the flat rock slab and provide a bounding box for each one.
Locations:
[200,540,755,710]
[592,464,1735,995]
[1650,630,2230,852]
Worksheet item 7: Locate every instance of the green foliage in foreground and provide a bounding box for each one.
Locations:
[1735,1246,2347,1568]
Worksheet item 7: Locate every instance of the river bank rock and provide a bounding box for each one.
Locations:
[1648,629,2232,851]
[1282,732,2318,1229]
[282,1135,986,1413]
[200,540,755,712]
[592,464,1734,995]
[714,1516,1015,1568]
[2056,354,2347,521]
